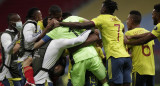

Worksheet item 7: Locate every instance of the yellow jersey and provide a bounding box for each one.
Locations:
[152,23,160,41]
[37,20,45,31]
[94,46,105,59]
[91,14,130,59]
[125,28,155,75]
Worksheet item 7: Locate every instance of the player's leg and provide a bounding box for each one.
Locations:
[123,57,132,86]
[2,78,22,86]
[12,80,22,86]
[132,72,146,86]
[106,56,124,86]
[85,71,101,86]
[18,61,26,85]
[36,81,53,86]
[87,56,108,86]
[23,57,35,84]
[2,78,10,86]
[67,79,72,86]
[146,75,155,86]
[70,61,86,86]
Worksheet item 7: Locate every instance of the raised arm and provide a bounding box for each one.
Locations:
[125,32,157,45]
[59,21,95,29]
[36,19,57,42]
[126,32,150,40]
[68,29,100,53]
[63,30,92,48]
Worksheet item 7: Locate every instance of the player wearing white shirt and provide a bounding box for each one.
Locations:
[0,13,22,86]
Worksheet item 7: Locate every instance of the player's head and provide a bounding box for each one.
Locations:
[127,10,141,30]
[49,5,62,21]
[8,13,22,32]
[152,4,160,25]
[101,0,118,15]
[26,7,42,22]
[43,16,51,28]
[62,12,72,20]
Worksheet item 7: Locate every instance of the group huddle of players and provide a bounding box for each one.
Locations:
[0,0,160,86]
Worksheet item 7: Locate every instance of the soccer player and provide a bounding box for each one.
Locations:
[61,12,103,86]
[124,4,160,45]
[33,30,91,86]
[46,15,108,86]
[54,0,131,86]
[125,10,155,86]
[18,7,55,86]
[0,13,22,86]
[33,7,107,85]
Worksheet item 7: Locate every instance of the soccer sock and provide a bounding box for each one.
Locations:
[102,82,109,86]
[24,66,35,84]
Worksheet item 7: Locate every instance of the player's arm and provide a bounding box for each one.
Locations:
[1,33,19,54]
[34,35,52,49]
[68,29,100,53]
[125,32,157,45]
[126,32,150,39]
[59,21,95,29]
[36,18,57,42]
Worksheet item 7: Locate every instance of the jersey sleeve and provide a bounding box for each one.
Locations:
[91,16,102,29]
[125,31,133,48]
[63,16,85,23]
[23,23,41,42]
[151,23,160,38]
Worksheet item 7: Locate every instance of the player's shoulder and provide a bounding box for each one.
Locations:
[156,23,160,27]
[63,16,84,22]
[155,23,160,30]
[126,28,149,36]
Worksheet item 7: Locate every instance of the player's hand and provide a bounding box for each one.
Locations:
[47,18,55,28]
[53,19,60,27]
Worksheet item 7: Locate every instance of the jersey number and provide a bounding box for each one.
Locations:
[114,24,120,41]
[142,45,151,56]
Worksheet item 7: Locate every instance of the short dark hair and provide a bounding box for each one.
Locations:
[7,13,18,22]
[43,17,50,28]
[62,12,72,19]
[154,4,160,12]
[26,7,39,20]
[129,10,141,24]
[103,0,118,14]
[49,5,62,16]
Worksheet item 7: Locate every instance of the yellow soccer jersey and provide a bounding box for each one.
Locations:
[37,20,45,31]
[94,46,105,59]
[125,28,155,75]
[91,14,130,59]
[152,23,160,41]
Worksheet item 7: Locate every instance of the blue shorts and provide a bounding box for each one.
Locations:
[36,82,53,86]
[18,62,26,85]
[132,72,155,86]
[106,56,132,84]
[67,71,101,86]
[2,78,21,86]
[67,79,72,86]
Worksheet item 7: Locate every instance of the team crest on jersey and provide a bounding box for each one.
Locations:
[154,26,157,30]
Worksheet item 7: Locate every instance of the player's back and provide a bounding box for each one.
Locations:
[92,14,130,59]
[125,28,155,75]
[47,16,98,63]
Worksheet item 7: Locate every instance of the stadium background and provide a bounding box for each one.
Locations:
[0,0,160,85]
